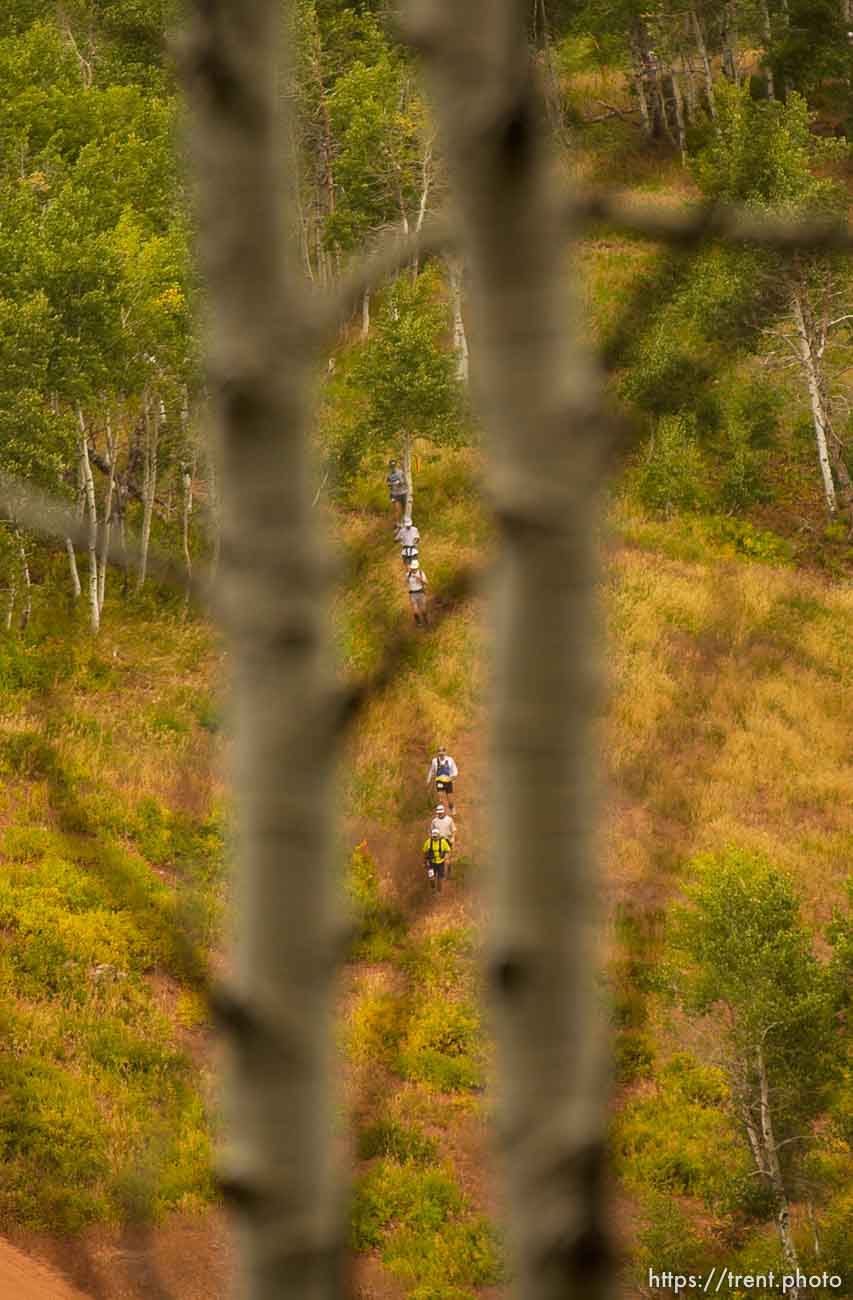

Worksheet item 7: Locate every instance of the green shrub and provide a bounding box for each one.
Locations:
[630,414,710,516]
[348,992,407,1063]
[350,1159,463,1251]
[346,842,405,961]
[704,515,793,565]
[385,1216,503,1290]
[357,1118,439,1165]
[398,999,483,1092]
[614,1029,655,1083]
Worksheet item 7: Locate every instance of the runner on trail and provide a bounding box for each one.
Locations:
[423,828,452,894]
[431,803,456,876]
[406,559,429,627]
[426,746,458,813]
[398,519,421,567]
[387,459,407,526]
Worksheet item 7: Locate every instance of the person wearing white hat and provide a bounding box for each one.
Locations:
[426,746,458,813]
[405,558,429,626]
[431,803,456,877]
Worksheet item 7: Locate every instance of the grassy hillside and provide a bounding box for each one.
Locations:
[0,592,223,1232]
[0,461,850,1297]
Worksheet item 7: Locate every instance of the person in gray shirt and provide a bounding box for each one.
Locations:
[386,460,407,526]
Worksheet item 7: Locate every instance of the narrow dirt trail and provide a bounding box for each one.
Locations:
[0,1236,94,1300]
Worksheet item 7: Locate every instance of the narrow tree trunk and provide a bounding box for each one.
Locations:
[361,288,370,340]
[65,537,82,599]
[98,416,117,614]
[691,6,717,120]
[404,4,615,1298]
[682,47,699,121]
[181,458,194,610]
[180,3,345,1296]
[791,288,838,515]
[411,135,434,279]
[760,0,777,100]
[447,255,470,383]
[655,67,677,147]
[670,63,688,163]
[758,1046,801,1291]
[5,569,15,631]
[630,25,655,139]
[137,394,159,591]
[78,409,100,635]
[402,430,414,523]
[16,534,31,631]
[723,2,741,85]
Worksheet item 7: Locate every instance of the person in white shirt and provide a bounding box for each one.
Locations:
[406,560,429,626]
[399,520,421,568]
[426,746,458,813]
[431,803,456,877]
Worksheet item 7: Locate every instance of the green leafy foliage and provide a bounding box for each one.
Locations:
[630,413,710,516]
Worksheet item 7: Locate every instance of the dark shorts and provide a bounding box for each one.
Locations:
[435,779,453,794]
[391,493,407,506]
[426,859,446,881]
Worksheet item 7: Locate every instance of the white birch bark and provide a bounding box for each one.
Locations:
[78,409,100,635]
[65,537,82,599]
[4,571,14,631]
[361,287,370,340]
[137,393,159,591]
[690,6,717,120]
[758,1046,801,1291]
[760,0,777,99]
[98,416,117,613]
[670,63,688,163]
[402,430,414,522]
[403,3,614,1296]
[447,255,469,383]
[17,535,31,630]
[792,288,838,515]
[180,3,344,1296]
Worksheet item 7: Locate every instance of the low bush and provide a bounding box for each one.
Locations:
[357,1118,439,1165]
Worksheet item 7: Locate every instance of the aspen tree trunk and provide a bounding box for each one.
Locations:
[361,288,370,340]
[758,1047,801,1292]
[403,3,615,1297]
[180,3,344,1297]
[137,394,159,591]
[78,409,100,634]
[402,430,414,522]
[724,2,741,85]
[670,64,688,162]
[791,288,838,515]
[4,569,15,631]
[17,535,31,630]
[181,459,194,608]
[655,68,677,147]
[448,255,470,383]
[630,37,654,139]
[65,537,82,599]
[98,417,117,614]
[760,0,777,99]
[690,7,717,120]
[682,45,699,122]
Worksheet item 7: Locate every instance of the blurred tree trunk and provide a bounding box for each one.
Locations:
[403,2,615,1298]
[180,2,344,1297]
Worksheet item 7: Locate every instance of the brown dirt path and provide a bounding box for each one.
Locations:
[0,1235,94,1300]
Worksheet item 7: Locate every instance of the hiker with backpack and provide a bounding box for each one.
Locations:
[431,803,456,876]
[426,746,458,813]
[423,827,452,894]
[406,559,429,627]
[386,459,407,527]
[398,519,421,568]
